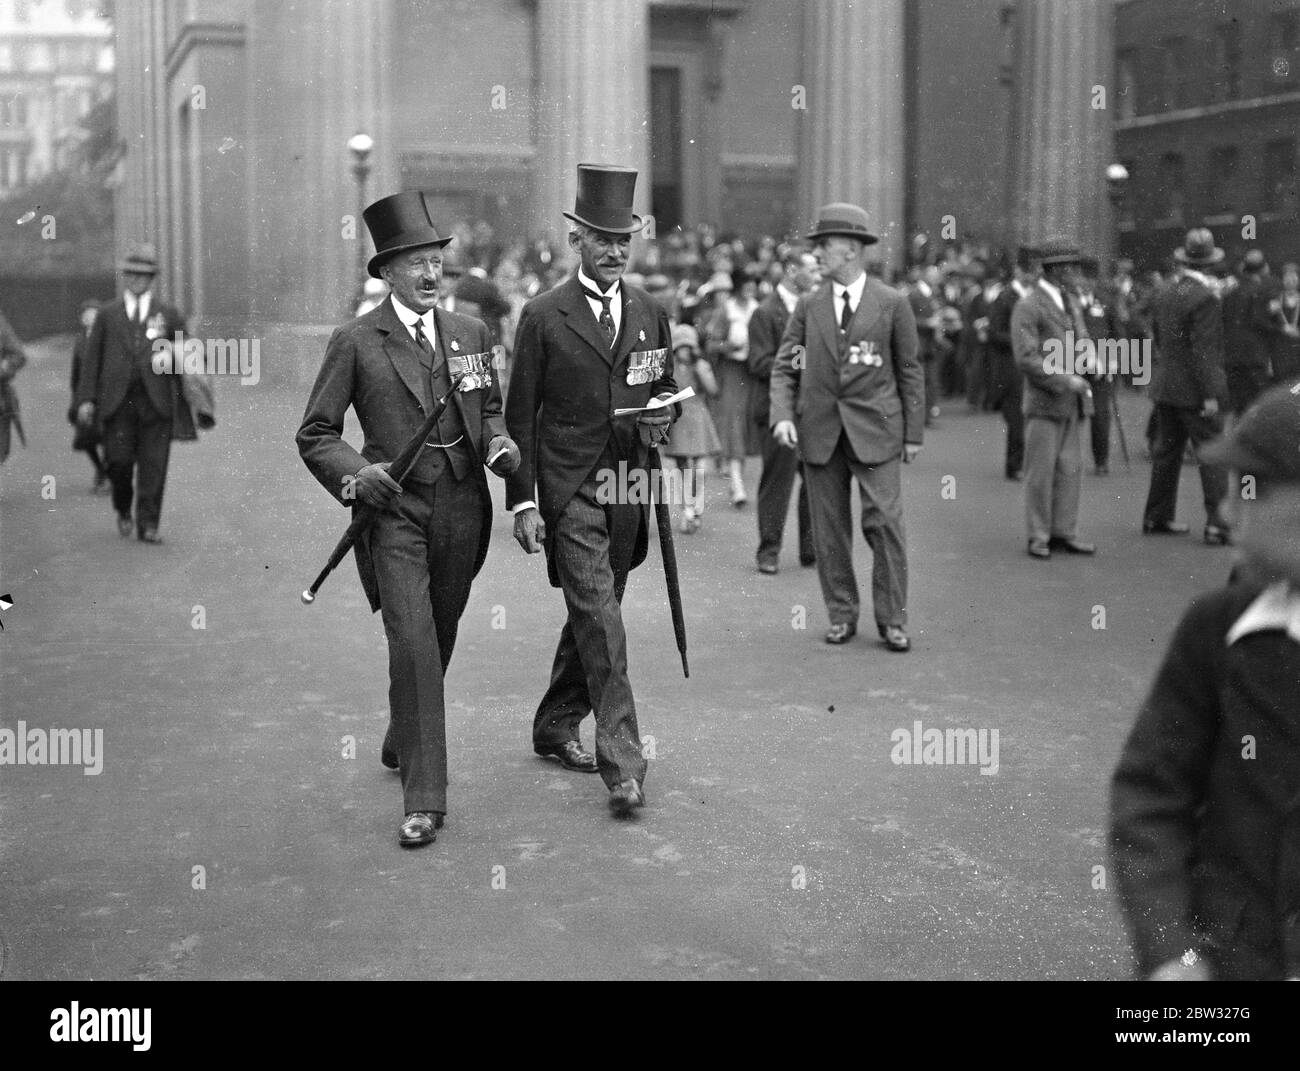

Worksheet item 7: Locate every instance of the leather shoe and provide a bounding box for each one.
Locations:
[1048,536,1095,554]
[1027,540,1051,559]
[799,553,816,567]
[535,740,598,773]
[380,747,398,771]
[825,622,856,645]
[608,778,645,815]
[398,811,438,848]
[757,562,778,575]
[881,625,911,652]
[1142,520,1189,535]
[1204,525,1232,547]
[138,528,163,544]
[117,514,133,538]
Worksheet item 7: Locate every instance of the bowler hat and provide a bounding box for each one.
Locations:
[118,242,159,275]
[1241,249,1269,274]
[1173,227,1224,267]
[1037,238,1083,267]
[363,191,454,279]
[1203,380,1300,485]
[805,202,879,245]
[562,163,643,235]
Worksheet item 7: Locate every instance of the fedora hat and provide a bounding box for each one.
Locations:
[563,163,642,235]
[118,242,159,275]
[1173,227,1224,267]
[363,191,453,279]
[1037,237,1083,266]
[805,202,879,245]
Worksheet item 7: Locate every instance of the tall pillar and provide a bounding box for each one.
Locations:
[532,0,650,247]
[1011,0,1114,258]
[799,0,907,272]
[246,0,394,378]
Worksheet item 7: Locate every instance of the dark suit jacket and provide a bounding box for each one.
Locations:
[1222,275,1275,371]
[505,274,677,587]
[77,295,186,420]
[1110,578,1300,980]
[297,297,506,611]
[769,277,924,467]
[985,282,1025,405]
[1011,283,1093,421]
[1150,274,1228,409]
[746,289,794,431]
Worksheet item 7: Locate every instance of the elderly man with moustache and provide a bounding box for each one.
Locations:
[298,191,520,848]
[770,203,925,652]
[506,163,678,817]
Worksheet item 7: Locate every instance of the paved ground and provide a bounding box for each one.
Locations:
[0,336,1235,979]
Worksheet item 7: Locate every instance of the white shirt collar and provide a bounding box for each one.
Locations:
[1012,279,1032,299]
[1182,268,1218,292]
[834,272,868,308]
[125,290,152,316]
[776,283,799,314]
[1226,582,1300,646]
[390,294,435,342]
[577,267,620,301]
[1038,278,1066,312]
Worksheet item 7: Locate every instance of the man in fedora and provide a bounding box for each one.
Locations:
[505,163,678,816]
[1011,237,1096,559]
[297,191,521,848]
[75,243,187,543]
[1141,227,1232,545]
[770,202,924,651]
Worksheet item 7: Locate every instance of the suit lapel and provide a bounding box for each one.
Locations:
[377,298,432,411]
[432,307,476,456]
[559,275,617,366]
[811,285,839,359]
[612,287,647,373]
[849,280,884,339]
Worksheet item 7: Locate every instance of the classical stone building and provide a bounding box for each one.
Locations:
[110,0,1114,380]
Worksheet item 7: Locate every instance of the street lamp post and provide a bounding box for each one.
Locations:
[1105,161,1130,270]
[348,133,374,287]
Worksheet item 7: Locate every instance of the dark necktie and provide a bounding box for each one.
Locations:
[840,292,854,333]
[413,319,435,368]
[581,284,617,347]
[1067,294,1090,341]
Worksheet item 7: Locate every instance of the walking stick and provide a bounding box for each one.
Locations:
[650,444,689,678]
[302,375,463,604]
[1109,377,1131,472]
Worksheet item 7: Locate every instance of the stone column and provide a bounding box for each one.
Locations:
[799,0,907,272]
[246,0,394,379]
[532,0,651,247]
[1011,0,1114,258]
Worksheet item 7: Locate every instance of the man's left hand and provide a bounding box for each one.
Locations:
[904,443,922,464]
[637,401,673,447]
[486,435,520,476]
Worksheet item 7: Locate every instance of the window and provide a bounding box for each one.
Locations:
[1116,48,1139,119]
[1206,146,1239,214]
[1213,21,1242,101]
[1158,37,1188,109]
[1270,10,1300,86]
[1263,138,1297,215]
[1157,153,1186,223]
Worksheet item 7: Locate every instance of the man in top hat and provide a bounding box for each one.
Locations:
[75,243,188,543]
[297,191,521,848]
[1141,227,1232,545]
[506,163,679,816]
[1111,379,1300,980]
[770,202,924,651]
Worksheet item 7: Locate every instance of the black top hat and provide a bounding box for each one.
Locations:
[1037,237,1083,266]
[1173,227,1224,267]
[563,164,642,235]
[363,191,454,278]
[805,203,879,245]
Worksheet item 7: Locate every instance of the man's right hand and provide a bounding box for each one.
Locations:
[514,507,546,554]
[76,401,95,427]
[773,420,798,449]
[353,462,402,509]
[1066,374,1091,395]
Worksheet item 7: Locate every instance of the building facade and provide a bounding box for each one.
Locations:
[0,0,113,194]
[1115,0,1300,269]
[110,0,1115,380]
